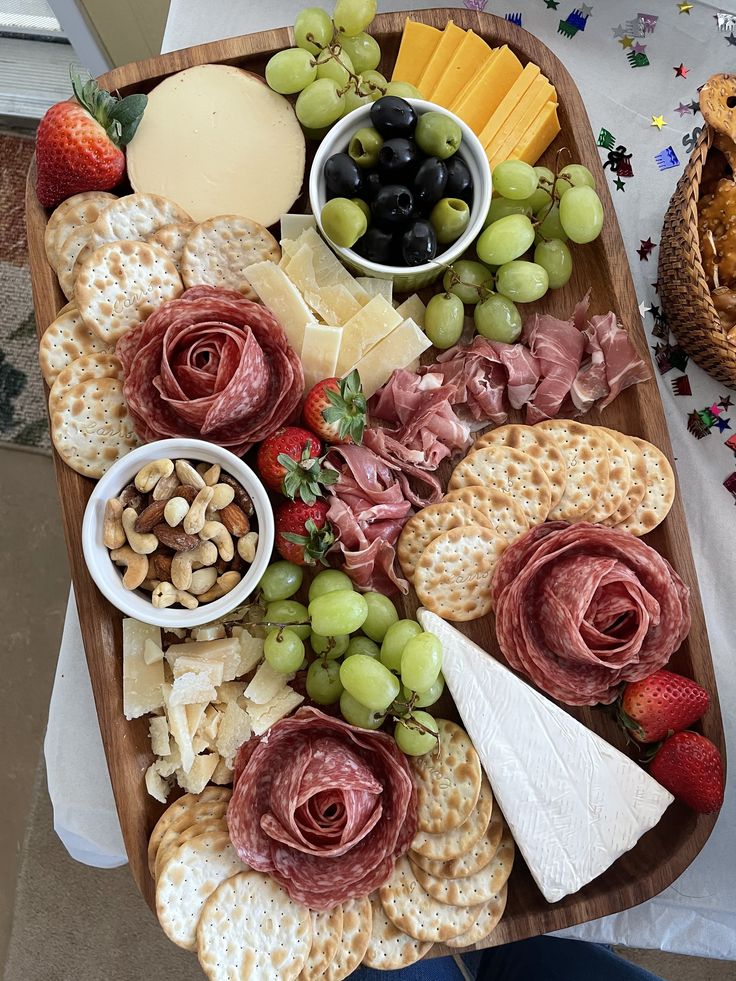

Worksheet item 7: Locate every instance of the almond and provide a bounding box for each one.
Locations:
[218,473,254,516]
[172,484,198,504]
[219,502,250,536]
[150,551,173,581]
[119,483,143,511]
[134,499,168,533]
[153,523,199,552]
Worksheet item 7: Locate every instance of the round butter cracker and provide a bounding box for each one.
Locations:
[147,787,231,877]
[44,190,117,275]
[145,221,194,268]
[411,774,493,862]
[444,884,508,949]
[379,856,478,943]
[181,215,281,297]
[448,446,552,527]
[443,486,529,543]
[91,191,192,248]
[600,428,648,526]
[412,829,515,907]
[613,436,675,536]
[362,894,431,970]
[411,797,503,879]
[474,423,567,508]
[536,420,610,521]
[38,306,114,387]
[398,500,481,581]
[410,719,482,835]
[299,905,343,981]
[48,352,122,413]
[324,897,372,981]
[582,427,632,523]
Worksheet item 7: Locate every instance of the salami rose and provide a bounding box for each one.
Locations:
[227,707,417,910]
[117,285,303,455]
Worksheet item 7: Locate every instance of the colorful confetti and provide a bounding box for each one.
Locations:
[687,411,710,439]
[628,50,650,67]
[638,238,657,260]
[672,376,692,396]
[674,101,693,116]
[651,115,666,130]
[639,300,651,316]
[674,63,689,78]
[726,34,736,46]
[619,35,634,47]
[655,146,680,170]
[632,41,647,54]
[725,434,736,454]
[638,13,658,33]
[718,395,733,410]
[677,2,694,13]
[655,343,673,374]
[624,17,646,36]
[683,125,704,154]
[612,23,627,37]
[544,0,560,8]
[614,176,626,191]
[723,472,736,501]
[505,12,523,25]
[603,145,634,176]
[558,9,590,37]
[669,345,689,371]
[464,0,488,8]
[715,417,732,433]
[689,99,700,114]
[716,11,736,31]
[597,127,615,148]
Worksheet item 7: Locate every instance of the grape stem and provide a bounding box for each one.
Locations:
[305,31,388,100]
[533,146,575,237]
[392,712,440,745]
[441,267,495,301]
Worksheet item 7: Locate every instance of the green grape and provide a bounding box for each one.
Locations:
[296,78,346,129]
[535,165,555,190]
[495,261,549,303]
[535,201,568,242]
[474,293,522,342]
[361,592,399,642]
[534,238,573,289]
[519,167,554,213]
[264,628,305,673]
[259,561,303,602]
[343,84,374,113]
[401,673,445,708]
[294,7,334,55]
[302,124,332,140]
[340,654,400,711]
[265,600,311,641]
[308,569,354,601]
[340,690,385,729]
[310,633,350,659]
[443,260,494,305]
[385,81,422,99]
[554,163,595,199]
[492,160,538,200]
[430,197,470,245]
[321,197,367,248]
[400,631,442,692]
[349,126,383,167]
[476,213,535,266]
[338,32,381,73]
[306,659,344,704]
[346,635,381,659]
[351,197,371,222]
[315,47,354,86]
[558,186,604,244]
[415,111,462,159]
[380,619,422,671]
[484,197,532,227]
[424,292,465,349]
[265,48,318,95]
[333,0,377,36]
[394,711,439,755]
[309,589,368,635]
[361,69,388,99]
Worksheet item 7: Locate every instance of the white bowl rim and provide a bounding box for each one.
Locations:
[309,97,492,277]
[81,438,274,629]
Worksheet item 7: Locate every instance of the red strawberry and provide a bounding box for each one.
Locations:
[275,499,334,566]
[649,731,724,813]
[36,70,147,208]
[256,427,337,503]
[303,369,367,445]
[619,669,710,743]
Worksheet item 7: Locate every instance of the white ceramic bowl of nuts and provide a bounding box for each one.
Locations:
[82,438,274,628]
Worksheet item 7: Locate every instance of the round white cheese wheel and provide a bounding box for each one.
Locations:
[126,64,305,227]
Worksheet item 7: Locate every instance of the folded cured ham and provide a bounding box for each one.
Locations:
[492,523,691,706]
[117,285,303,454]
[228,707,417,910]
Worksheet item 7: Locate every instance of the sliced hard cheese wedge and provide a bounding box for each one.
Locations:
[395,293,427,328]
[479,63,541,151]
[353,317,432,398]
[285,228,369,324]
[280,213,316,241]
[512,101,561,165]
[122,619,165,720]
[487,76,555,168]
[428,30,494,107]
[416,22,465,99]
[356,277,393,303]
[450,46,522,135]
[336,294,403,375]
[244,261,316,355]
[391,19,442,87]
[416,610,674,904]
[301,322,343,391]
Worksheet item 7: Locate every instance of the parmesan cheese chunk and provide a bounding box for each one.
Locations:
[163,683,195,774]
[149,715,171,757]
[244,660,292,705]
[165,637,241,682]
[245,260,316,355]
[395,293,427,329]
[169,671,218,707]
[177,752,219,793]
[245,687,304,736]
[173,655,225,689]
[145,763,171,803]
[353,317,433,398]
[122,619,164,720]
[301,322,342,392]
[234,629,265,676]
[216,701,253,767]
[336,294,403,375]
[143,638,164,665]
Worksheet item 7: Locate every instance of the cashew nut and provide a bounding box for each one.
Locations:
[164,496,190,527]
[209,483,235,510]
[237,531,259,564]
[152,469,181,501]
[198,571,241,603]
[175,459,205,490]
[171,540,217,590]
[152,581,198,610]
[134,458,174,493]
[188,567,219,596]
[103,498,126,549]
[199,520,234,561]
[203,463,221,486]
[140,578,161,592]
[122,507,159,555]
[183,486,214,535]
[110,546,149,590]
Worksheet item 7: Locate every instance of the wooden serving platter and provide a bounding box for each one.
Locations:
[25,7,725,950]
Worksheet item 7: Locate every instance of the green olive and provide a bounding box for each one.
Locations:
[415,111,462,159]
[321,198,368,249]
[348,126,384,168]
[351,197,371,223]
[429,197,470,245]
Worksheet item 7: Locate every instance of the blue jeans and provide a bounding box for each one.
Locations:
[354,937,663,981]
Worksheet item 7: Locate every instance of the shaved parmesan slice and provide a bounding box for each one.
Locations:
[163,683,194,774]
[122,619,165,720]
[301,322,342,392]
[143,638,164,665]
[186,702,208,739]
[165,637,241,682]
[191,624,226,642]
[177,752,219,793]
[169,671,218,707]
[245,260,317,355]
[145,763,171,803]
[199,705,222,745]
[353,317,433,398]
[234,629,265,676]
[245,687,304,736]
[336,294,403,375]
[149,716,171,757]
[280,213,317,241]
[244,660,292,705]
[173,655,225,689]
[216,701,253,767]
[356,277,393,303]
[395,293,427,329]
[216,681,247,705]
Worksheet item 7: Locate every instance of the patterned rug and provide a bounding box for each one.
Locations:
[0,128,51,451]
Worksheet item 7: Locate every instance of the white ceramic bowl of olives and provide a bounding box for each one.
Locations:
[309,97,492,292]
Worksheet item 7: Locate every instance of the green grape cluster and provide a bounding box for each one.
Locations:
[264,1,419,133]
[429,159,604,348]
[256,560,443,756]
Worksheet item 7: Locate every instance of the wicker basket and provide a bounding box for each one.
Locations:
[659,125,736,389]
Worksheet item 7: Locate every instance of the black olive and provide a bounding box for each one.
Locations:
[377,138,420,183]
[324,153,363,199]
[362,171,382,202]
[353,225,395,264]
[370,96,418,139]
[445,156,474,203]
[371,184,415,227]
[412,157,448,211]
[401,219,437,266]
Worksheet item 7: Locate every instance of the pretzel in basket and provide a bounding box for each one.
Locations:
[700,74,736,170]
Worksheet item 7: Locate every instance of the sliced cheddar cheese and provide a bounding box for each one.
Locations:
[511,101,561,165]
[353,318,432,398]
[391,18,441,87]
[416,21,465,99]
[336,294,403,375]
[479,62,541,151]
[450,46,522,134]
[488,76,555,167]
[301,323,342,391]
[428,30,494,107]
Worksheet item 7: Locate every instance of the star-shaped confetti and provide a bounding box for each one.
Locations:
[689,99,700,114]
[545,0,560,7]
[632,41,647,54]
[580,3,593,15]
[639,300,651,316]
[677,2,693,13]
[674,63,689,78]
[650,303,661,318]
[715,416,732,432]
[719,394,733,410]
[726,33,736,45]
[619,34,634,47]
[651,115,666,129]
[614,176,626,191]
[674,101,692,116]
[612,23,626,37]
[637,237,656,260]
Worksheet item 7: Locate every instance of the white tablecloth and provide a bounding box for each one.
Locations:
[45,0,736,959]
